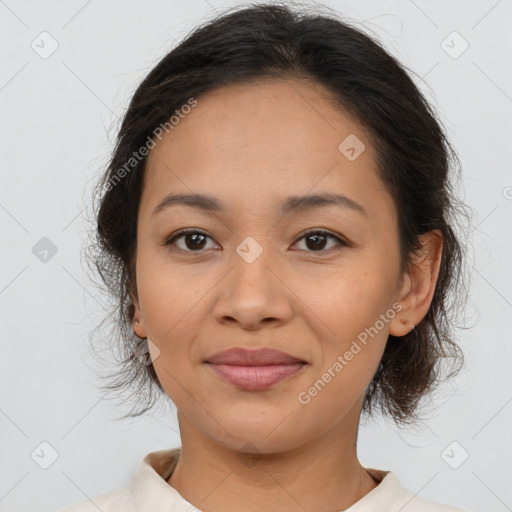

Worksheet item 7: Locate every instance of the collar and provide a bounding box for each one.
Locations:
[128,448,196,512]
[127,447,402,511]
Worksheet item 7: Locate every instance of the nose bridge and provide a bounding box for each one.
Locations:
[231,234,278,294]
[212,234,293,327]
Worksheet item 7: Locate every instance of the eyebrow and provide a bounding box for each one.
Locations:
[151,192,368,218]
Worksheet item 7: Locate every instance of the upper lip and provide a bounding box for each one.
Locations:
[205,348,306,366]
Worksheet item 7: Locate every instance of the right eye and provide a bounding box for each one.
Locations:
[164,229,219,252]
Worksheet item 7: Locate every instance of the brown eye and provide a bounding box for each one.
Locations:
[164,230,217,252]
[164,229,348,254]
[294,230,348,253]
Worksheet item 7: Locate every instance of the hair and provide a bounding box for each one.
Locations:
[85,1,472,427]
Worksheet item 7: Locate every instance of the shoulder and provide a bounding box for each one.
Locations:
[58,487,131,512]
[362,468,469,512]
[398,493,468,512]
[57,447,184,512]
[392,475,468,512]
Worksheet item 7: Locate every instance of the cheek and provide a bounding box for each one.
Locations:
[136,255,203,386]
[136,247,203,331]
[293,256,397,388]
[294,257,396,336]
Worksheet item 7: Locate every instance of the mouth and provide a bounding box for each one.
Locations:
[204,347,307,391]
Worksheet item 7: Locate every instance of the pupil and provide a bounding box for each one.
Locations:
[307,233,326,250]
[187,234,206,250]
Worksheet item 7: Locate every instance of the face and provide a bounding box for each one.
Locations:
[132,78,409,454]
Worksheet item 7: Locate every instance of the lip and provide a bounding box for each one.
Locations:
[206,347,305,366]
[205,348,307,391]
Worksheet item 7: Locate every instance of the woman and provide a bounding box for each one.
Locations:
[64,2,470,510]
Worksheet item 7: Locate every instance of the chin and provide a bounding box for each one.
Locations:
[202,415,308,455]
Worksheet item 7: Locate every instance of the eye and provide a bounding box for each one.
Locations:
[293,230,349,253]
[164,229,218,252]
[163,228,349,254]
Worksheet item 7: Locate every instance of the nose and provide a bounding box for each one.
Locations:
[212,242,294,330]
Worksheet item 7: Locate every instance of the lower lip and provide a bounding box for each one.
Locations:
[206,363,305,391]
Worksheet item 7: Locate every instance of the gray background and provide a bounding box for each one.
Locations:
[1,1,511,511]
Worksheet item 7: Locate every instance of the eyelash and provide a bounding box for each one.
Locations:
[163,228,349,254]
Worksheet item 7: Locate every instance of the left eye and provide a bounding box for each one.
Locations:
[164,229,348,253]
[294,230,348,252]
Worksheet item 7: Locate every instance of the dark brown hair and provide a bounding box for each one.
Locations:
[85,1,471,426]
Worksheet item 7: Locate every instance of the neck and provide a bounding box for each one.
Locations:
[167,411,378,512]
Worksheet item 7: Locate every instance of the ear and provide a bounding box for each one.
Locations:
[389,229,443,337]
[129,286,147,339]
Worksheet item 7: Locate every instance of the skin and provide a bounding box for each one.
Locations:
[131,78,443,512]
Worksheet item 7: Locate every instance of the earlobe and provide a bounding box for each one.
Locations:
[129,283,147,339]
[390,309,415,337]
[131,292,147,339]
[389,229,443,337]
[132,314,147,339]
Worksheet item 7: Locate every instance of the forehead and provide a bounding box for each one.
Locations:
[141,79,391,220]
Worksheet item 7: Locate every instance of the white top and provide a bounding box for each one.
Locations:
[60,447,468,512]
